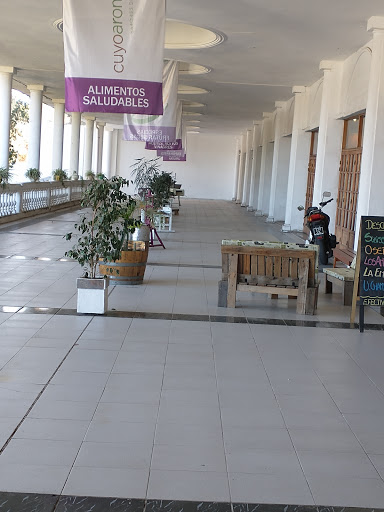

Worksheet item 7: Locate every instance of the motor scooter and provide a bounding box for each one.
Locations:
[298,191,337,265]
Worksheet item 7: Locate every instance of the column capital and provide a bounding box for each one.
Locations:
[0,66,15,74]
[263,112,273,119]
[367,16,384,32]
[319,60,337,72]
[27,84,45,92]
[292,85,306,94]
[253,120,261,126]
[274,101,285,109]
[52,98,65,104]
[83,115,96,121]
[97,122,106,128]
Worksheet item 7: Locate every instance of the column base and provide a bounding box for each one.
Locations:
[247,207,254,212]
[235,200,242,204]
[240,203,248,208]
[232,197,236,202]
[266,216,275,223]
[254,210,263,216]
[282,224,292,232]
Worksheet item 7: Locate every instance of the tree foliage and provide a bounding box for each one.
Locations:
[9,99,29,167]
[64,176,140,279]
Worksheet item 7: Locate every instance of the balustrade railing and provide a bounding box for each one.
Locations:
[0,180,89,223]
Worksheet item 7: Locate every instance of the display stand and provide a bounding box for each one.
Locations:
[351,216,384,332]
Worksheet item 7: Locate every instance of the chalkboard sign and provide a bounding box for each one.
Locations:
[360,215,384,307]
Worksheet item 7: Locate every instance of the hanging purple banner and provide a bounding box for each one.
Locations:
[63,0,165,114]
[146,139,183,151]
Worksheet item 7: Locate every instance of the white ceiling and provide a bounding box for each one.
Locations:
[1,0,384,135]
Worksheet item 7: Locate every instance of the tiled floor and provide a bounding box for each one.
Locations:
[0,199,384,510]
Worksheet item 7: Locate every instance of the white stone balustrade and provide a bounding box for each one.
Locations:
[0,180,89,224]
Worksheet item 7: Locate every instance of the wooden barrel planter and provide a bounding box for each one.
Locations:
[99,241,149,285]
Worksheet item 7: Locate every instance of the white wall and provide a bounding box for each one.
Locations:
[116,131,236,199]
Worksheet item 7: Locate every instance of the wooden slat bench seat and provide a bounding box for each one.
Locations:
[323,256,356,306]
[218,242,319,315]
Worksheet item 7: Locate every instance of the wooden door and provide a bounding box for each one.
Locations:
[303,130,318,233]
[335,115,364,250]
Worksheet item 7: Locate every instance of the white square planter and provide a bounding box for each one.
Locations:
[76,277,109,314]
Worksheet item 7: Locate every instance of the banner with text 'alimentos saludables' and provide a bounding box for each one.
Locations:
[63,0,165,114]
[123,60,179,141]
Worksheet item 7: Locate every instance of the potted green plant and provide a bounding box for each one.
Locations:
[64,176,141,313]
[130,156,162,199]
[25,167,41,182]
[149,171,174,209]
[52,168,69,183]
[85,170,95,180]
[98,195,150,285]
[0,167,13,188]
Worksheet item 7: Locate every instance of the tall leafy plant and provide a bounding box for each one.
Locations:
[130,157,162,198]
[149,171,174,208]
[64,176,140,278]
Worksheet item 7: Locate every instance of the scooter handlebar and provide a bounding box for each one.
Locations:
[319,198,333,207]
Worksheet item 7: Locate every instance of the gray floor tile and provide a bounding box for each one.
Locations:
[0,463,71,494]
[63,466,149,499]
[147,469,230,501]
[298,451,380,479]
[229,472,314,505]
[13,417,90,441]
[74,441,152,469]
[0,438,81,466]
[151,443,227,472]
[307,475,384,508]
[290,428,366,453]
[85,420,156,444]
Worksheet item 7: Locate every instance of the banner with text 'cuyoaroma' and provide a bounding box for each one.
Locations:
[123,60,179,141]
[63,0,165,114]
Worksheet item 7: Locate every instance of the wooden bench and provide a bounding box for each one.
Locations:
[323,255,356,306]
[332,245,355,267]
[218,242,319,315]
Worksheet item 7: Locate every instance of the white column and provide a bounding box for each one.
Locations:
[232,138,241,201]
[51,99,65,171]
[27,84,44,170]
[283,87,312,232]
[0,67,14,169]
[97,123,106,174]
[267,103,284,222]
[312,61,343,227]
[356,17,384,226]
[236,133,246,203]
[83,117,95,174]
[110,129,119,177]
[255,113,272,215]
[241,129,253,206]
[247,122,261,211]
[102,128,113,178]
[69,112,81,176]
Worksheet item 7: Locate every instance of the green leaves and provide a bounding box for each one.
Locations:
[64,176,140,279]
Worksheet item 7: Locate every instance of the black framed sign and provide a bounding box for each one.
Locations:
[360,216,384,308]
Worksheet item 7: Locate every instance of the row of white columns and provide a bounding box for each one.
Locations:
[232,17,384,246]
[0,67,117,177]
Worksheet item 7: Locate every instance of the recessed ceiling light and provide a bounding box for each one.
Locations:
[54,18,225,52]
[165,20,225,49]
[178,62,211,75]
[181,100,206,107]
[183,111,203,116]
[178,85,209,95]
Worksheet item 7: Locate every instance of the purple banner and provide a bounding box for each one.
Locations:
[145,139,182,151]
[163,154,187,162]
[65,78,163,114]
[123,125,176,143]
